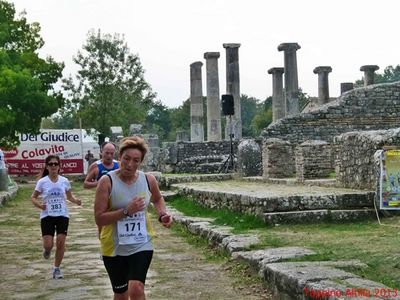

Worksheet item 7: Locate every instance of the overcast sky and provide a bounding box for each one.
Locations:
[11,0,400,108]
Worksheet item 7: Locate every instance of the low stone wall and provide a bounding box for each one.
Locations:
[335,128,400,190]
[262,82,400,144]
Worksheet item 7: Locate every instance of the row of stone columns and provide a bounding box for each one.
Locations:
[269,41,381,121]
[190,43,242,142]
[191,42,382,141]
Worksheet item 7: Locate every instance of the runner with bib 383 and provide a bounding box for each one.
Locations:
[31,155,81,279]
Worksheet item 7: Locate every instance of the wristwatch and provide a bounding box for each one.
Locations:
[122,208,129,217]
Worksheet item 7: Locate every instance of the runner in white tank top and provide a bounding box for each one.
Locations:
[94,136,173,298]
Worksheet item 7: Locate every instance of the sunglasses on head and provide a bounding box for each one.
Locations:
[48,162,59,167]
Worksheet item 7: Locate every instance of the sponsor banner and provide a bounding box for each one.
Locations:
[380,148,400,210]
[6,159,83,175]
[2,129,87,175]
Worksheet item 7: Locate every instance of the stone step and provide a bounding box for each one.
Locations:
[243,176,337,188]
[159,173,233,189]
[263,209,376,225]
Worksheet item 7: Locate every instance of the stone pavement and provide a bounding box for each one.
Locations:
[0,185,272,300]
[0,186,112,300]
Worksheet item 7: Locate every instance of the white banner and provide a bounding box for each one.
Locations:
[3,129,100,175]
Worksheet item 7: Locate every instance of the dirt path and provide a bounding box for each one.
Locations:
[0,185,273,300]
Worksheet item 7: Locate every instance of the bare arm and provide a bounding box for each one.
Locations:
[94,174,146,226]
[147,173,173,228]
[31,190,45,210]
[66,190,81,206]
[84,163,99,189]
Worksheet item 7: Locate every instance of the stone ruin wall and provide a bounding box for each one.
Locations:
[160,140,239,174]
[295,140,332,181]
[262,82,400,144]
[262,82,400,185]
[335,128,400,190]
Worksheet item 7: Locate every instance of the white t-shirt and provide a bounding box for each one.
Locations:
[34,175,71,219]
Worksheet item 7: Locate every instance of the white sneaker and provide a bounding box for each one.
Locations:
[53,268,64,279]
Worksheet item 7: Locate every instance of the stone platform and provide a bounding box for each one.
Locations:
[170,178,376,225]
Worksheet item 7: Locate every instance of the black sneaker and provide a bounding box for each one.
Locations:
[43,250,51,259]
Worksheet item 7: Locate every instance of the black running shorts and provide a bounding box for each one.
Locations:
[40,216,69,236]
[103,250,153,294]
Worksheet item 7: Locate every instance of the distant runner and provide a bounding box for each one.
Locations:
[31,155,81,279]
[84,142,119,189]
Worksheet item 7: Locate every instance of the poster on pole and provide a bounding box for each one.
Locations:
[2,129,98,175]
[380,147,400,210]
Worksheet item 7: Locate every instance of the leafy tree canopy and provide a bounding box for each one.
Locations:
[144,100,172,141]
[62,29,156,137]
[251,96,273,136]
[0,0,64,148]
[241,94,261,138]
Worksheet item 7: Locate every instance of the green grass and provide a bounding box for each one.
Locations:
[167,194,400,289]
[168,195,266,233]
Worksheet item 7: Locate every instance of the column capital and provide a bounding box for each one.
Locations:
[360,65,379,72]
[190,61,203,68]
[223,43,241,49]
[278,42,301,52]
[268,67,284,75]
[313,66,332,74]
[204,52,220,59]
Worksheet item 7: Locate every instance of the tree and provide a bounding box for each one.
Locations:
[378,65,400,83]
[251,97,273,136]
[0,1,64,148]
[144,100,171,141]
[62,29,155,137]
[241,94,261,138]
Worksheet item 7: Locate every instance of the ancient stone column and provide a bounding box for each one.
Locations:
[190,61,204,142]
[360,65,379,86]
[278,43,301,116]
[204,52,221,141]
[268,67,285,122]
[340,82,354,94]
[223,43,242,140]
[313,66,332,105]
